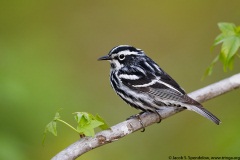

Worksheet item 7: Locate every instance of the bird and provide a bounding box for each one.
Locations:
[98,45,220,125]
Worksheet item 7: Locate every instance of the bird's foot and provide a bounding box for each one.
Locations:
[155,111,162,123]
[127,112,145,132]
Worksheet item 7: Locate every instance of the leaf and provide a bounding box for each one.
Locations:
[45,112,60,136]
[218,22,236,36]
[42,111,61,145]
[226,37,240,60]
[95,114,109,130]
[76,120,103,137]
[211,23,236,49]
[205,22,240,77]
[74,112,92,125]
[228,56,235,70]
[213,33,225,46]
[54,111,61,120]
[42,119,58,145]
[45,121,58,136]
[46,111,61,136]
[74,112,106,137]
[43,111,108,145]
[74,112,86,124]
[220,36,240,71]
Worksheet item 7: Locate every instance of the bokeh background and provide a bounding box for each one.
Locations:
[1,0,240,159]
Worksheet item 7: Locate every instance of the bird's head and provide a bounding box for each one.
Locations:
[98,45,145,70]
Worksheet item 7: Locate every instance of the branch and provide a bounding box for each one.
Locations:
[52,73,240,160]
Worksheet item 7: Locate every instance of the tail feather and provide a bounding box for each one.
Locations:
[189,105,221,125]
[183,95,220,125]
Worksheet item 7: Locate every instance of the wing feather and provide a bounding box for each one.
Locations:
[119,65,187,104]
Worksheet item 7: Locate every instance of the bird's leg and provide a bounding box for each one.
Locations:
[155,111,162,123]
[136,113,145,132]
[127,112,145,132]
[127,111,162,132]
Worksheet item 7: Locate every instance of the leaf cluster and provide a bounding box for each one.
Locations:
[42,111,109,145]
[205,22,240,76]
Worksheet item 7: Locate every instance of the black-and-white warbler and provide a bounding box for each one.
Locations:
[98,45,220,125]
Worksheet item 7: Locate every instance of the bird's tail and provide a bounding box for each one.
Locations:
[188,105,221,125]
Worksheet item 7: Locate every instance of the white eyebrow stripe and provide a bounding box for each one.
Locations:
[111,45,129,52]
[117,50,144,56]
[119,74,140,80]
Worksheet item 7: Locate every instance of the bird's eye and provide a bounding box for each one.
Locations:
[119,54,125,60]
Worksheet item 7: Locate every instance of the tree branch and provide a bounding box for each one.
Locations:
[52,73,240,160]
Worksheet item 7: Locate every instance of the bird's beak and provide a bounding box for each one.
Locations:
[98,55,111,61]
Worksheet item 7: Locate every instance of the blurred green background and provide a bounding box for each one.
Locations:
[0,0,240,159]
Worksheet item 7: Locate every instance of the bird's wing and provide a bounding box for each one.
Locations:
[118,65,188,103]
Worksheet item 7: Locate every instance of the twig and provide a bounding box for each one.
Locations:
[52,73,240,160]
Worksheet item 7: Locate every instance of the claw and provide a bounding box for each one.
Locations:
[127,111,162,132]
[136,114,145,132]
[155,111,162,123]
[127,112,145,132]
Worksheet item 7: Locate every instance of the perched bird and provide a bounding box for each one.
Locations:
[98,45,220,125]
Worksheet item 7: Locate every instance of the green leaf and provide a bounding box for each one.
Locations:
[95,114,109,130]
[226,37,240,60]
[220,36,240,71]
[54,111,61,120]
[213,33,225,46]
[228,56,235,70]
[74,112,106,137]
[44,112,60,137]
[212,23,236,48]
[205,22,240,77]
[211,33,224,52]
[42,118,58,145]
[45,121,58,136]
[42,111,62,145]
[218,22,236,36]
[43,111,108,145]
[74,112,86,124]
[76,120,103,137]
[74,112,92,125]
